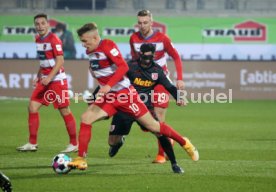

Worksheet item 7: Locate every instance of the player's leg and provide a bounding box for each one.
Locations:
[51,80,78,153]
[156,134,183,173]
[17,100,42,152]
[118,88,198,161]
[59,107,78,153]
[108,135,125,157]
[17,81,52,151]
[28,100,43,144]
[154,107,166,123]
[139,109,183,173]
[108,111,134,157]
[136,112,199,161]
[68,104,111,170]
[138,123,183,172]
[79,104,109,156]
[152,85,171,163]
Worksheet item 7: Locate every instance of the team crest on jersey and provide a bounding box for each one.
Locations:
[151,73,158,80]
[56,44,62,51]
[94,52,100,58]
[110,48,119,56]
[90,60,99,70]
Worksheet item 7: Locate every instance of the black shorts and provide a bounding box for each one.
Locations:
[109,108,158,136]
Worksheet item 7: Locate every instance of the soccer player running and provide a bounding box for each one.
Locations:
[130,10,185,163]
[68,22,198,171]
[17,14,78,153]
[107,43,188,173]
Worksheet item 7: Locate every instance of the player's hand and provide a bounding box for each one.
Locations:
[41,76,51,86]
[176,99,187,107]
[176,80,185,90]
[96,85,111,99]
[32,77,39,88]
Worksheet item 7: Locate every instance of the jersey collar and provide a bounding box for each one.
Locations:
[139,30,156,40]
[39,31,51,41]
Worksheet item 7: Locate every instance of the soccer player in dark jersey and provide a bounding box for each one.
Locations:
[107,43,193,173]
[130,10,185,163]
[16,13,77,153]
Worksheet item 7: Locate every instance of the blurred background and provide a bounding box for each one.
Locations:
[0,0,276,99]
[1,0,276,15]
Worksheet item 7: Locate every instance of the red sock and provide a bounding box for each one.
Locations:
[157,140,165,156]
[63,113,77,146]
[28,112,39,144]
[159,122,186,146]
[78,123,92,157]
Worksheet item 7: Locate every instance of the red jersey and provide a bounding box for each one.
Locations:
[129,31,183,80]
[35,32,66,82]
[87,39,130,92]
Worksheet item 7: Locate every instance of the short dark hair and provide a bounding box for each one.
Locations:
[140,43,155,54]
[34,13,48,21]
[56,23,66,31]
[137,10,152,17]
[77,22,98,36]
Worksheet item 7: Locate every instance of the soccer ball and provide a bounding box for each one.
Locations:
[52,153,72,174]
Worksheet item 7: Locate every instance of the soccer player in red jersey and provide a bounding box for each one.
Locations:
[16,13,78,153]
[129,10,185,163]
[68,23,198,171]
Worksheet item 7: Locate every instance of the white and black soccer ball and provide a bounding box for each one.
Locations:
[52,153,72,174]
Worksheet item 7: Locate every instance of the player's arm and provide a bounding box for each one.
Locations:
[33,68,41,87]
[99,41,129,95]
[158,69,186,106]
[158,71,177,100]
[126,61,134,78]
[41,55,64,86]
[129,36,138,60]
[86,85,100,105]
[93,86,100,99]
[163,35,185,90]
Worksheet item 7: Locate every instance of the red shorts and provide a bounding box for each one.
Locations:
[152,84,170,108]
[31,79,70,109]
[93,86,149,118]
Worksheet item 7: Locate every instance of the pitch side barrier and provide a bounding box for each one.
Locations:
[0,60,275,100]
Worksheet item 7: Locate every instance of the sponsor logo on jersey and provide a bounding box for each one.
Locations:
[56,44,62,51]
[90,60,100,70]
[133,78,154,87]
[89,52,107,60]
[151,73,158,80]
[95,52,100,58]
[110,48,119,56]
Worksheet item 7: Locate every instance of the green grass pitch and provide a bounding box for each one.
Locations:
[0,99,276,192]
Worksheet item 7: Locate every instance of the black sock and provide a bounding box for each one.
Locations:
[158,135,177,165]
